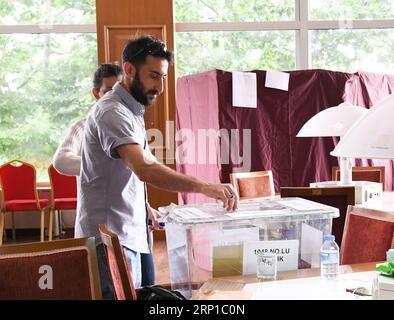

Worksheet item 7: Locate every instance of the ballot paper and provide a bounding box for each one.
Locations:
[172,207,213,219]
[281,199,325,211]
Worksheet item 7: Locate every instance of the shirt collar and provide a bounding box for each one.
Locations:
[113,81,145,117]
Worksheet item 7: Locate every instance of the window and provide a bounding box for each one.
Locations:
[175,30,296,76]
[175,0,295,22]
[0,0,95,24]
[310,29,394,73]
[0,1,97,179]
[174,0,394,76]
[2,1,394,179]
[309,0,394,20]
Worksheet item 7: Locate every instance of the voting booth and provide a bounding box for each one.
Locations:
[164,197,339,298]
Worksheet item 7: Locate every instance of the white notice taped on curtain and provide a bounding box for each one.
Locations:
[232,71,257,108]
[265,70,290,91]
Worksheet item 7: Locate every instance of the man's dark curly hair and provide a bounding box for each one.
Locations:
[93,63,123,91]
[122,35,174,68]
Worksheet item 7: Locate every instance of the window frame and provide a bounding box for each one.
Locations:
[1,0,394,181]
[0,23,96,182]
[2,0,393,69]
[0,24,95,33]
[174,0,394,69]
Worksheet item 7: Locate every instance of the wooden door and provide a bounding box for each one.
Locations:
[96,0,178,211]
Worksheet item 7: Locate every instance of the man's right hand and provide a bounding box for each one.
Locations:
[117,143,239,211]
[200,183,239,212]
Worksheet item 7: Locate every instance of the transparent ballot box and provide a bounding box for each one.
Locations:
[164,197,339,298]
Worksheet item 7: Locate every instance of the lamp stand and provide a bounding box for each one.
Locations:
[339,156,352,184]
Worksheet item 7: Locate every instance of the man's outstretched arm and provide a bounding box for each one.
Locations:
[116,143,238,211]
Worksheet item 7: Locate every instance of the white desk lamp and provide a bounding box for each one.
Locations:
[297,102,368,184]
[333,94,394,296]
[331,93,394,160]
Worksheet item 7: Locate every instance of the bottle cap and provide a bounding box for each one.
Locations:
[323,235,335,241]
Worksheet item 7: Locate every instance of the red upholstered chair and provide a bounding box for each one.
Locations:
[280,186,355,248]
[48,164,77,241]
[0,237,101,299]
[0,160,49,245]
[99,224,137,300]
[230,170,275,200]
[332,166,385,190]
[340,205,394,265]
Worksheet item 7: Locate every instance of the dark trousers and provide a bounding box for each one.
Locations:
[97,244,156,299]
[141,252,155,286]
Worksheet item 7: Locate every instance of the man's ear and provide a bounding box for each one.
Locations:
[123,61,136,80]
[92,87,100,100]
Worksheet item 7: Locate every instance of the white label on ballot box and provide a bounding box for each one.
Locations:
[243,240,299,274]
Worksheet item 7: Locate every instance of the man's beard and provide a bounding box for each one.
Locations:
[129,71,159,107]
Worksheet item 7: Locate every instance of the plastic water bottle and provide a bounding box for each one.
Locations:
[320,235,339,280]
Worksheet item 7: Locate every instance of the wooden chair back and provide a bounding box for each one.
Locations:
[230,170,275,200]
[280,186,355,248]
[0,237,101,299]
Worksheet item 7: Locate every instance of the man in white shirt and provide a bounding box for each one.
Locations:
[53,64,123,175]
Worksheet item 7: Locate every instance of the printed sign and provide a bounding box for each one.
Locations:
[243,240,299,274]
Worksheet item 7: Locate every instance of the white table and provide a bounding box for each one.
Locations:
[243,271,375,300]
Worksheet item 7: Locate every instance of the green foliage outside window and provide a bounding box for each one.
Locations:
[0,0,95,24]
[0,33,97,179]
[174,0,296,77]
[0,0,97,179]
[1,0,394,179]
[175,31,296,77]
[175,0,295,22]
[309,0,394,20]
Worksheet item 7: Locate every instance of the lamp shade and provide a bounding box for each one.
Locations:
[331,93,394,159]
[296,102,368,137]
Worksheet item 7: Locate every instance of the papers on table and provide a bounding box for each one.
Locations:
[172,207,213,219]
[281,199,325,211]
[232,71,257,108]
[167,198,334,224]
[225,210,287,218]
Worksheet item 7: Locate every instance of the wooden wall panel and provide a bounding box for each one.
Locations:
[96,0,177,209]
[103,25,170,149]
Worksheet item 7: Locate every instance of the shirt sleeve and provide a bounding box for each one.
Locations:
[53,119,85,176]
[96,107,141,159]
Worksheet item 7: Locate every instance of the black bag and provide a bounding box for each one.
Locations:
[136,285,187,300]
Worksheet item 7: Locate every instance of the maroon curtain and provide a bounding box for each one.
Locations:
[176,70,222,204]
[176,69,394,204]
[344,71,394,191]
[217,69,351,190]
